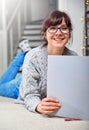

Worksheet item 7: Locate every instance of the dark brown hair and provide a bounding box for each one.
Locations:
[41,10,72,33]
[41,10,72,45]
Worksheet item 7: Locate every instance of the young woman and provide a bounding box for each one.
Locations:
[17,10,77,115]
[0,39,31,98]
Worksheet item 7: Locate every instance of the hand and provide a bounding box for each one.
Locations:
[36,97,61,115]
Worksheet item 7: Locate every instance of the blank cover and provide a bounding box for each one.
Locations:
[47,56,89,120]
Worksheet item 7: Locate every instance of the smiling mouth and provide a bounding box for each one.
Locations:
[53,38,64,41]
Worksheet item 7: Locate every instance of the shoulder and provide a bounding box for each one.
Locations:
[64,47,78,56]
[24,45,47,62]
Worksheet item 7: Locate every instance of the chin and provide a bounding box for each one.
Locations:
[54,43,65,48]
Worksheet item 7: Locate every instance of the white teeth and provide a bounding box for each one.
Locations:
[54,38,62,41]
[54,38,64,41]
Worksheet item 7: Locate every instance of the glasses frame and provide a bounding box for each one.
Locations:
[48,26,70,34]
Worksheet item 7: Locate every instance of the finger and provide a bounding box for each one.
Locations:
[41,108,59,115]
[41,101,61,107]
[42,105,60,111]
[43,97,59,103]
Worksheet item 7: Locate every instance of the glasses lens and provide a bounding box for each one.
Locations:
[48,26,57,33]
[60,27,69,34]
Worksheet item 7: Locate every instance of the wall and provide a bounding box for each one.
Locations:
[5,0,18,25]
[29,0,50,21]
[58,0,85,56]
[27,0,57,22]
[0,33,4,75]
[0,1,3,74]
[0,31,7,75]
[0,1,3,30]
[0,0,28,75]
[0,0,8,75]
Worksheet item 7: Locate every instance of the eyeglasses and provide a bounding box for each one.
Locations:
[48,26,70,34]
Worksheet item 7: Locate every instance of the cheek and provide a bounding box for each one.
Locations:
[45,32,52,41]
[65,34,70,41]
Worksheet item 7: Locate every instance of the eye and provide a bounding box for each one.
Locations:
[61,27,69,30]
[61,26,68,30]
[49,26,56,30]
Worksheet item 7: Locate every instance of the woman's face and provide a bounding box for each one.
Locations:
[45,18,70,49]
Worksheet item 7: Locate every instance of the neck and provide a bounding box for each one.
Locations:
[47,45,65,55]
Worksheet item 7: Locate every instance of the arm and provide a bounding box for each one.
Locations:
[21,51,41,112]
[21,50,61,114]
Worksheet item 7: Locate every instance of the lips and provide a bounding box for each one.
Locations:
[53,37,64,41]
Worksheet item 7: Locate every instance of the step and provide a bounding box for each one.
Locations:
[30,19,43,24]
[23,29,41,35]
[25,24,42,29]
[21,35,42,41]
